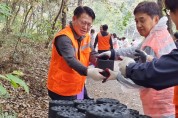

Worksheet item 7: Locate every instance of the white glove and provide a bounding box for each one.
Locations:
[106,69,120,80]
[87,68,105,81]
[97,51,111,59]
[118,57,135,77]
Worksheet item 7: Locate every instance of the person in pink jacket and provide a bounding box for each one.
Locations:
[112,33,119,49]
[99,1,176,117]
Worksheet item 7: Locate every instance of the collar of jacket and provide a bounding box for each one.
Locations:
[69,22,85,42]
[100,31,109,36]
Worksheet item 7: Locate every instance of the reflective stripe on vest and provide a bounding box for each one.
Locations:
[98,32,111,50]
[140,30,176,116]
[75,42,91,53]
[47,25,91,96]
[142,33,176,57]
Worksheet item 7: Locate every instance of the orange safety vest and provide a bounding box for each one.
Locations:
[141,29,176,117]
[174,86,178,114]
[47,25,91,96]
[97,32,111,50]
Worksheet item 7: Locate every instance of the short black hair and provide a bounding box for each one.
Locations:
[74,6,95,20]
[174,32,178,39]
[102,24,108,31]
[90,29,95,33]
[165,0,178,13]
[134,1,161,18]
[113,33,117,38]
[121,37,126,40]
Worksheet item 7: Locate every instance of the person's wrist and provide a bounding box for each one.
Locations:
[125,63,135,78]
[85,68,88,76]
[116,72,124,81]
[147,55,154,62]
[110,49,115,60]
[119,66,126,77]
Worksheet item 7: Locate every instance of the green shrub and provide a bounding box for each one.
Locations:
[0,70,29,97]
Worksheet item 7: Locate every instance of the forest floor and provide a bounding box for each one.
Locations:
[0,34,143,118]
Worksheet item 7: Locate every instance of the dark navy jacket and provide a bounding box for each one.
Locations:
[126,49,178,90]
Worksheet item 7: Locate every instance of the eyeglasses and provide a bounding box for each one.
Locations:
[163,8,170,16]
[78,19,92,28]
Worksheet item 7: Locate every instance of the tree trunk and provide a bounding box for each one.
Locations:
[26,9,34,32]
[157,0,173,35]
[20,5,33,33]
[62,0,69,29]
[78,0,83,6]
[167,15,173,35]
[51,0,64,31]
[44,0,64,48]
[3,0,12,34]
[157,0,163,17]
[10,4,21,25]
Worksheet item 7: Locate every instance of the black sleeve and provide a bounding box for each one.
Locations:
[126,49,178,90]
[110,49,115,60]
[109,37,113,50]
[94,35,98,49]
[54,36,87,76]
[89,42,99,65]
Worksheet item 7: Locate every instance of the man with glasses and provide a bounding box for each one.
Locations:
[47,6,105,100]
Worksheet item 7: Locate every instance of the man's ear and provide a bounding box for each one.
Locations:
[154,15,160,23]
[72,16,77,21]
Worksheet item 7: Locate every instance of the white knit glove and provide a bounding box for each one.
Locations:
[87,68,105,81]
[106,69,120,80]
[118,57,135,77]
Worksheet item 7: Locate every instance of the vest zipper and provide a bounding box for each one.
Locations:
[77,40,81,60]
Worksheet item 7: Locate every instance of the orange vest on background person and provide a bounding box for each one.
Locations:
[97,32,111,50]
[140,29,176,117]
[47,25,91,96]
